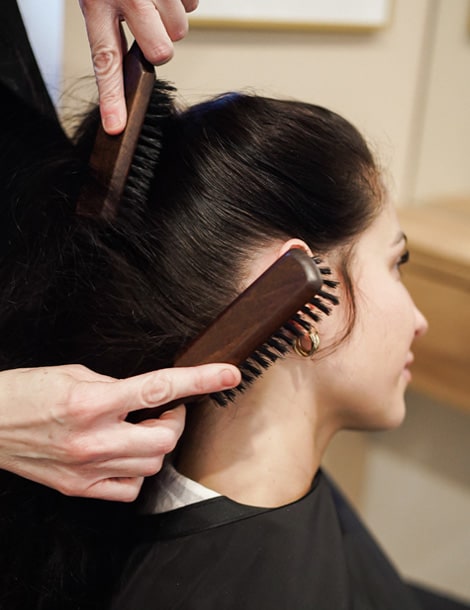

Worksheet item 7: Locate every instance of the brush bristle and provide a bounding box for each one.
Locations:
[120,81,175,212]
[210,259,339,406]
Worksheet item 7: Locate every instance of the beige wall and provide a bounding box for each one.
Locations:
[413,0,470,203]
[63,0,470,206]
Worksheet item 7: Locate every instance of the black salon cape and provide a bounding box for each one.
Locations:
[111,470,468,610]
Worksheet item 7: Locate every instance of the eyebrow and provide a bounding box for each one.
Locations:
[392,231,407,246]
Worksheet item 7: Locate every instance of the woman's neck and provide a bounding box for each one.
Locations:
[175,360,337,508]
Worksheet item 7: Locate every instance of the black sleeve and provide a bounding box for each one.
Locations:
[1,0,58,122]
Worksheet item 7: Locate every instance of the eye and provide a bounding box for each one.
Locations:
[395,249,410,273]
[398,250,410,266]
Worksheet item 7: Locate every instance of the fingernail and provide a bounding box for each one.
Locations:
[103,113,123,134]
[219,367,240,388]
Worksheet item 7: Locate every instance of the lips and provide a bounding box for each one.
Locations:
[402,353,414,382]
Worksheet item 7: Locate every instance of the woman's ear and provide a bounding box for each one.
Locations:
[241,239,314,289]
[278,238,313,258]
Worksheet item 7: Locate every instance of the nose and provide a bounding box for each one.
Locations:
[414,304,428,338]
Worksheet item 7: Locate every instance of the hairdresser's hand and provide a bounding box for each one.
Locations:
[78,0,198,134]
[0,363,239,501]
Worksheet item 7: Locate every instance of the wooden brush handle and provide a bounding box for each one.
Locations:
[76,42,155,218]
[127,249,323,422]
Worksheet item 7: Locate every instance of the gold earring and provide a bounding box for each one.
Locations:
[293,329,320,358]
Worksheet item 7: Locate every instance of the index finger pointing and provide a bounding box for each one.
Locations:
[98,364,241,418]
[79,1,127,133]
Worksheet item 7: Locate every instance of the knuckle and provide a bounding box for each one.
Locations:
[62,389,94,425]
[188,369,210,396]
[53,381,93,428]
[147,42,174,65]
[141,372,174,407]
[64,433,101,464]
[123,490,139,502]
[170,22,188,42]
[141,456,164,477]
[92,46,121,78]
[63,376,114,425]
[57,476,86,498]
[121,481,142,502]
[65,396,89,421]
[155,426,179,455]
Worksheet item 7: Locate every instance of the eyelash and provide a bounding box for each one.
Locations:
[396,249,410,270]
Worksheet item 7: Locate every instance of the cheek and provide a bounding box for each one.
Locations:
[361,281,417,356]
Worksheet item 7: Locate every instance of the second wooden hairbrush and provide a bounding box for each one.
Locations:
[128,248,338,422]
[76,41,173,219]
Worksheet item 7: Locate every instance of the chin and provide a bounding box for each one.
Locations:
[345,410,406,432]
[356,399,407,432]
[379,397,407,430]
[340,389,408,432]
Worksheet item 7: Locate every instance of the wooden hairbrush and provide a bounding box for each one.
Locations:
[76,41,171,218]
[127,248,338,422]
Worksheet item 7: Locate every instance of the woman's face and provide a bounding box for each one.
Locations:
[313,201,428,431]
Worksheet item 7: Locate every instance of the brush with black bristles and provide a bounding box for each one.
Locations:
[76,40,173,218]
[128,248,338,422]
[73,42,339,422]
